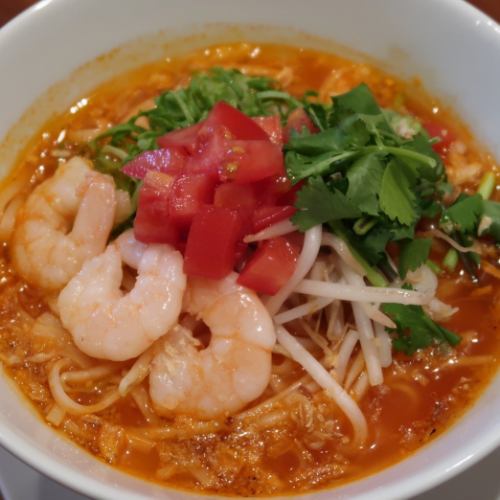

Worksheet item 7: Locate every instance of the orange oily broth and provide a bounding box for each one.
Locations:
[0,42,498,496]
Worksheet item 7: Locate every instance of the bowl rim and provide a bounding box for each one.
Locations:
[0,0,499,499]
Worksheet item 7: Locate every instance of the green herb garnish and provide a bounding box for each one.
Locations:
[382,302,461,355]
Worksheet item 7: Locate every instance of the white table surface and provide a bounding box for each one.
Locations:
[0,443,499,500]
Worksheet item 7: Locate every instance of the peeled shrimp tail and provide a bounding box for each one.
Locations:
[58,230,186,361]
[11,157,116,290]
[149,274,276,419]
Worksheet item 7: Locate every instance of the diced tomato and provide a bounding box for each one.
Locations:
[237,236,300,295]
[157,123,202,154]
[223,140,284,183]
[134,171,180,245]
[184,206,243,279]
[168,174,216,227]
[213,183,258,236]
[252,116,283,146]
[256,175,295,205]
[283,108,317,143]
[205,101,269,141]
[423,121,456,156]
[234,241,249,270]
[213,183,257,209]
[186,124,230,175]
[252,205,296,233]
[122,148,187,179]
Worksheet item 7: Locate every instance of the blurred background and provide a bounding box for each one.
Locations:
[1,0,500,26]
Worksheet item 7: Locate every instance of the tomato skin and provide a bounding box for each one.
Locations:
[223,140,284,184]
[213,183,258,237]
[423,121,456,156]
[252,116,283,145]
[206,101,269,141]
[134,171,180,245]
[122,147,186,179]
[186,124,230,176]
[157,123,202,154]
[168,174,217,227]
[283,107,317,143]
[184,206,242,279]
[252,205,296,233]
[213,183,257,209]
[237,236,299,295]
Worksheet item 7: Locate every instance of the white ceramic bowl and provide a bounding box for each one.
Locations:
[0,1,499,499]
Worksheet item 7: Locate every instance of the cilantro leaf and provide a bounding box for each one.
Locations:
[441,193,483,234]
[346,154,384,216]
[398,238,432,278]
[382,303,461,355]
[480,199,500,241]
[333,83,382,116]
[292,176,361,230]
[379,160,417,225]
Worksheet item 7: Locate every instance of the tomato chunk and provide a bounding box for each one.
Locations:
[214,183,257,209]
[134,171,179,245]
[252,205,296,233]
[168,174,216,227]
[213,183,258,236]
[157,123,202,154]
[205,102,269,141]
[122,148,186,179]
[252,116,283,145]
[283,108,317,143]
[223,140,284,183]
[237,236,299,295]
[423,121,456,156]
[184,206,242,279]
[186,124,229,175]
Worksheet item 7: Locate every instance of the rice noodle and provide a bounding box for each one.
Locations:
[267,225,322,315]
[118,345,156,396]
[244,219,296,243]
[321,232,365,275]
[334,329,359,384]
[131,385,161,424]
[374,323,393,368]
[274,297,333,324]
[62,364,121,385]
[295,279,431,305]
[49,359,120,415]
[276,326,368,446]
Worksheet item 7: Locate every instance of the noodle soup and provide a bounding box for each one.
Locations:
[0,43,498,496]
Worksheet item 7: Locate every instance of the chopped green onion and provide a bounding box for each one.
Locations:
[353,217,377,236]
[442,249,459,271]
[101,145,128,161]
[425,259,442,275]
[477,171,496,200]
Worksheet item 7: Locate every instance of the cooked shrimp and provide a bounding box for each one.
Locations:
[58,230,186,361]
[11,156,116,291]
[149,273,276,419]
